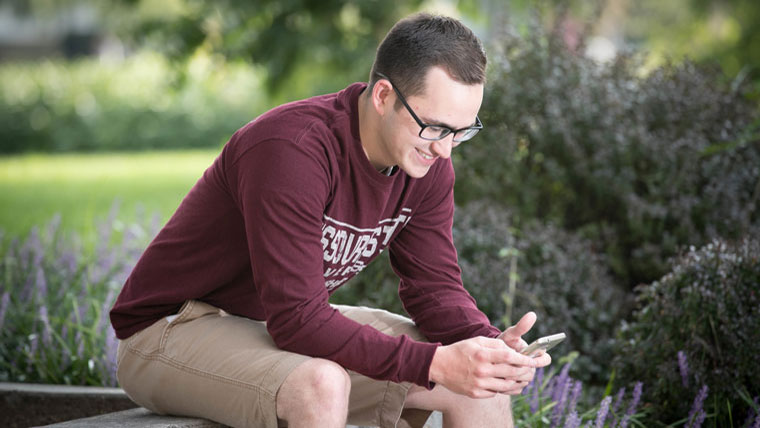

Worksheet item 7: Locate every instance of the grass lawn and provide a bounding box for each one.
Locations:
[0,150,220,241]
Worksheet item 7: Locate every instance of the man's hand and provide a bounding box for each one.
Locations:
[428,336,541,398]
[499,311,552,366]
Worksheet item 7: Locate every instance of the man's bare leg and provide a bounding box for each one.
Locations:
[276,358,351,428]
[404,384,513,428]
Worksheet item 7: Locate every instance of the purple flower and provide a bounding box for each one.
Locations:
[568,380,583,415]
[20,270,35,303]
[114,264,133,287]
[531,367,545,413]
[0,291,10,330]
[745,396,760,428]
[688,384,709,428]
[564,410,581,428]
[75,330,85,360]
[628,382,642,415]
[594,396,612,428]
[19,227,41,271]
[35,266,48,303]
[619,415,630,428]
[61,322,71,367]
[611,387,626,427]
[38,304,52,347]
[694,409,706,428]
[103,327,119,387]
[678,350,690,388]
[97,200,121,252]
[551,364,572,403]
[57,248,79,287]
[551,378,573,428]
[150,212,162,236]
[89,251,115,285]
[620,382,643,428]
[95,288,116,336]
[28,334,39,360]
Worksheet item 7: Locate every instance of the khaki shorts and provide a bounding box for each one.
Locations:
[116,300,432,428]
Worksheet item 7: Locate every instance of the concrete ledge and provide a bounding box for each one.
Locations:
[0,382,137,428]
[41,407,226,427]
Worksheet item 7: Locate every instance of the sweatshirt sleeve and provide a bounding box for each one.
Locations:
[229,136,439,388]
[389,159,501,344]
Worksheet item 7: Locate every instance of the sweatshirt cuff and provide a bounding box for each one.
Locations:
[411,341,441,389]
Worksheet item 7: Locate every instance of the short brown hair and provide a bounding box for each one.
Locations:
[369,13,487,98]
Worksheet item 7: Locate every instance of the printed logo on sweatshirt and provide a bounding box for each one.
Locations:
[321,208,412,291]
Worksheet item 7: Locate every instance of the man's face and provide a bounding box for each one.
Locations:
[379,66,484,178]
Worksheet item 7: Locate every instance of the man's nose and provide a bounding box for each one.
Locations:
[430,135,454,159]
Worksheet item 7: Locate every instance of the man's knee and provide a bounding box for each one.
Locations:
[300,359,351,401]
[408,384,511,409]
[277,358,351,421]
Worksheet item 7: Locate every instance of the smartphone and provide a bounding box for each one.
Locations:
[520,333,566,357]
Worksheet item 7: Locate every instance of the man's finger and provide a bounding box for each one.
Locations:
[514,338,529,351]
[482,378,524,394]
[531,351,552,368]
[504,311,537,340]
[485,346,541,367]
[487,363,535,381]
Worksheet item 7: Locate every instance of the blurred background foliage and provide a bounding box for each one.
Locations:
[1,0,760,425]
[0,0,757,155]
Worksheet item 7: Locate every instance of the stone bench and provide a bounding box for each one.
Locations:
[1,381,441,427]
[42,407,225,427]
[0,382,227,427]
[0,382,137,427]
[44,407,442,428]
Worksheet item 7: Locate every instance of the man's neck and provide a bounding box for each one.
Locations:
[357,89,391,172]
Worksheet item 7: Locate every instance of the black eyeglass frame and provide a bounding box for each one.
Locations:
[374,72,483,144]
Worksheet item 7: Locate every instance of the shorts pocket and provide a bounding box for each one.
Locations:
[159,300,221,351]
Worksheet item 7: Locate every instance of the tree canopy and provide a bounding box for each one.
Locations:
[114,0,424,95]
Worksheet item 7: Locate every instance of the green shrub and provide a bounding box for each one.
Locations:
[612,237,760,425]
[454,19,760,287]
[0,52,262,153]
[453,201,631,385]
[334,201,631,385]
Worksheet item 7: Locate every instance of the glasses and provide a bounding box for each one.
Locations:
[375,72,483,145]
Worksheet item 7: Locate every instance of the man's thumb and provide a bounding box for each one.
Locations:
[505,311,537,338]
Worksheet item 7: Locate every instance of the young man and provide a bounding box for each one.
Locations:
[110,12,551,428]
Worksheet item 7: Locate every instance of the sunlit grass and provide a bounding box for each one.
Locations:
[0,150,219,241]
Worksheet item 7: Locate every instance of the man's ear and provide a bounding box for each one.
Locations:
[371,79,394,116]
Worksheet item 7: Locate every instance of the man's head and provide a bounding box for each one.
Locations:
[369,13,487,98]
[359,13,486,178]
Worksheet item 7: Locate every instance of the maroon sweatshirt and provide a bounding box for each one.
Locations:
[110,82,500,388]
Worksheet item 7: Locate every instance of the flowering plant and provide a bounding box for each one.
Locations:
[0,203,158,386]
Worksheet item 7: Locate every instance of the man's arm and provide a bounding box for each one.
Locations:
[389,159,498,344]
[389,159,550,395]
